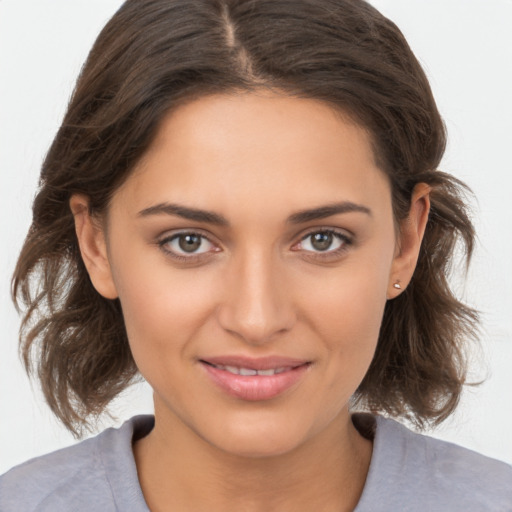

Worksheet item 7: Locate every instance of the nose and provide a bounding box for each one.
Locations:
[216,250,297,345]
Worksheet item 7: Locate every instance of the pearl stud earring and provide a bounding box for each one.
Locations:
[393,282,402,290]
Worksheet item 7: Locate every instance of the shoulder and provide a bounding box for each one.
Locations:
[0,415,154,512]
[355,414,512,512]
[0,434,110,512]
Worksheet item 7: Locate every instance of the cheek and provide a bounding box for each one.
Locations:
[109,249,218,369]
[296,243,393,396]
[310,278,386,364]
[304,256,391,342]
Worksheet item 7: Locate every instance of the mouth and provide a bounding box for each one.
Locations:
[199,356,311,401]
[201,361,298,376]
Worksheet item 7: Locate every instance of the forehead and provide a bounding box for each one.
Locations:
[115,91,391,222]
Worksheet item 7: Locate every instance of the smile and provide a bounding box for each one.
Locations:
[199,357,311,401]
[206,363,293,376]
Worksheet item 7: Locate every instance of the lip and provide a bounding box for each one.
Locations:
[201,355,309,371]
[199,356,311,401]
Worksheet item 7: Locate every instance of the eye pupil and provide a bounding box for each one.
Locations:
[179,234,202,252]
[311,232,333,251]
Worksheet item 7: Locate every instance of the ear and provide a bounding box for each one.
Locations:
[387,183,431,299]
[70,194,118,299]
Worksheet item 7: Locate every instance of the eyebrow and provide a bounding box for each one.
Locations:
[287,202,372,224]
[137,201,372,226]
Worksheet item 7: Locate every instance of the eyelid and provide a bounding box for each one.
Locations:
[295,227,352,246]
[156,226,353,262]
[291,227,353,258]
[157,229,221,261]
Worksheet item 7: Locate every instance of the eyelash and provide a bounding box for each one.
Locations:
[294,229,353,261]
[157,231,217,263]
[157,228,353,263]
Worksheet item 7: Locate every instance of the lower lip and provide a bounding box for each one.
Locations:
[200,362,311,401]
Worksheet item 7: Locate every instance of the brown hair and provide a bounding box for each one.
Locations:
[13,0,477,436]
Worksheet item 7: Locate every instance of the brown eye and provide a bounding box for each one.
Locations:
[178,234,202,253]
[159,232,217,259]
[310,232,334,251]
[299,230,348,253]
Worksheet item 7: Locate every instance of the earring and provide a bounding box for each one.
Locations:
[393,282,402,290]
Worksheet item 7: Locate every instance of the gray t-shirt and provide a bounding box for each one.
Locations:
[1,414,511,511]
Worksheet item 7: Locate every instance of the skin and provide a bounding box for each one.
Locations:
[71,91,430,512]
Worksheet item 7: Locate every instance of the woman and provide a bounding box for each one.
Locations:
[1,0,511,510]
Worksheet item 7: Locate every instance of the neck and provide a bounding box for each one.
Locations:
[134,406,373,512]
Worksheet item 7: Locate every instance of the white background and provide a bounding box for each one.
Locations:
[1,0,511,474]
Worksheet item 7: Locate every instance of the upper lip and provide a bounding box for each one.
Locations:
[200,355,310,371]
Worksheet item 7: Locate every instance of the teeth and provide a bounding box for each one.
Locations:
[239,368,258,376]
[257,369,276,376]
[212,364,293,376]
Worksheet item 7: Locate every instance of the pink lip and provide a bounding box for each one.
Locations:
[199,356,311,401]
[201,355,309,371]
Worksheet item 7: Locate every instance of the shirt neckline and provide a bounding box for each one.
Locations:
[104,413,397,512]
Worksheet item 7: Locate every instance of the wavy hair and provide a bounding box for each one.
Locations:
[12,0,477,435]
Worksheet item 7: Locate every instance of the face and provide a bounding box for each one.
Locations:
[84,91,406,457]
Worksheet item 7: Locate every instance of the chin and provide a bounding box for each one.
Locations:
[200,413,319,459]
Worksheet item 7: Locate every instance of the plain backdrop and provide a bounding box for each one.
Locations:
[1,0,511,474]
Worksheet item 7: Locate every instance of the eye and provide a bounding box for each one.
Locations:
[295,229,352,255]
[158,232,218,260]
